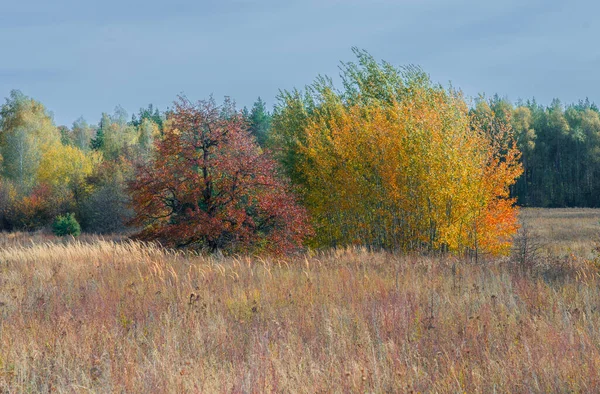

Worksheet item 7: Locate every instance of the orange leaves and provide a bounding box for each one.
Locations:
[273,53,522,255]
[475,197,520,255]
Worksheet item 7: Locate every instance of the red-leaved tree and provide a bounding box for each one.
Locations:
[128,97,311,254]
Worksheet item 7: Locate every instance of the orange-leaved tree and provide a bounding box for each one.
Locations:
[270,49,522,255]
[128,97,311,254]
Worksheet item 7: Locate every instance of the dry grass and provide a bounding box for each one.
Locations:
[1,210,600,392]
[520,208,600,258]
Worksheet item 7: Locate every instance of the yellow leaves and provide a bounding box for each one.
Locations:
[289,84,522,255]
[270,53,523,255]
[37,143,99,188]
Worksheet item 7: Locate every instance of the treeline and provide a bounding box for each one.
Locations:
[472,96,600,207]
[264,93,600,209]
[256,94,600,209]
[124,50,522,255]
[0,90,273,236]
[0,91,140,233]
[0,49,593,254]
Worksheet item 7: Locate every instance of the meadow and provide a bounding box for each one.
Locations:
[519,207,600,258]
[1,208,600,392]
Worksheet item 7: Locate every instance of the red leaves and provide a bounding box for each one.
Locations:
[129,97,311,254]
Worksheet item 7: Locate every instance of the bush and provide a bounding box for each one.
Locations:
[52,213,81,237]
[79,180,132,234]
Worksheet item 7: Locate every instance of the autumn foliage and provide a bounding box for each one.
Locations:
[1,51,526,256]
[271,49,522,255]
[129,97,310,254]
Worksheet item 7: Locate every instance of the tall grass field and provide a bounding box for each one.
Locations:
[1,208,600,392]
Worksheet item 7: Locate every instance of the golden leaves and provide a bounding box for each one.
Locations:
[280,82,522,255]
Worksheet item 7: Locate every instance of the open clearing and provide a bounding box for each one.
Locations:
[1,209,600,392]
[520,207,600,258]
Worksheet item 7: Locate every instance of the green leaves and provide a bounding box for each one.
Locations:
[52,213,81,237]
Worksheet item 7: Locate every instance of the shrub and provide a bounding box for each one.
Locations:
[52,213,81,237]
[80,179,132,234]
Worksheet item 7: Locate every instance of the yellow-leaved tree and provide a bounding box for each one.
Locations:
[271,49,522,255]
[37,142,101,205]
[0,90,102,230]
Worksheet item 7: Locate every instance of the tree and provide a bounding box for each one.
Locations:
[37,142,99,210]
[8,183,57,230]
[79,160,133,234]
[0,90,61,193]
[0,180,17,230]
[135,118,160,160]
[58,125,71,146]
[90,124,105,151]
[128,96,311,254]
[130,104,164,132]
[511,106,536,205]
[271,49,522,255]
[248,97,271,146]
[52,213,81,237]
[508,97,600,207]
[71,117,94,151]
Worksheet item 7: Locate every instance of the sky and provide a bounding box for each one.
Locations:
[1,0,599,126]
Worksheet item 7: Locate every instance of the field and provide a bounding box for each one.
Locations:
[1,209,600,392]
[520,208,600,258]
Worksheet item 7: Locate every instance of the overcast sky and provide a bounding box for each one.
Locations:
[1,0,598,126]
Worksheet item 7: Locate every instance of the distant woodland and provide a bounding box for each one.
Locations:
[472,95,600,207]
[0,50,597,253]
